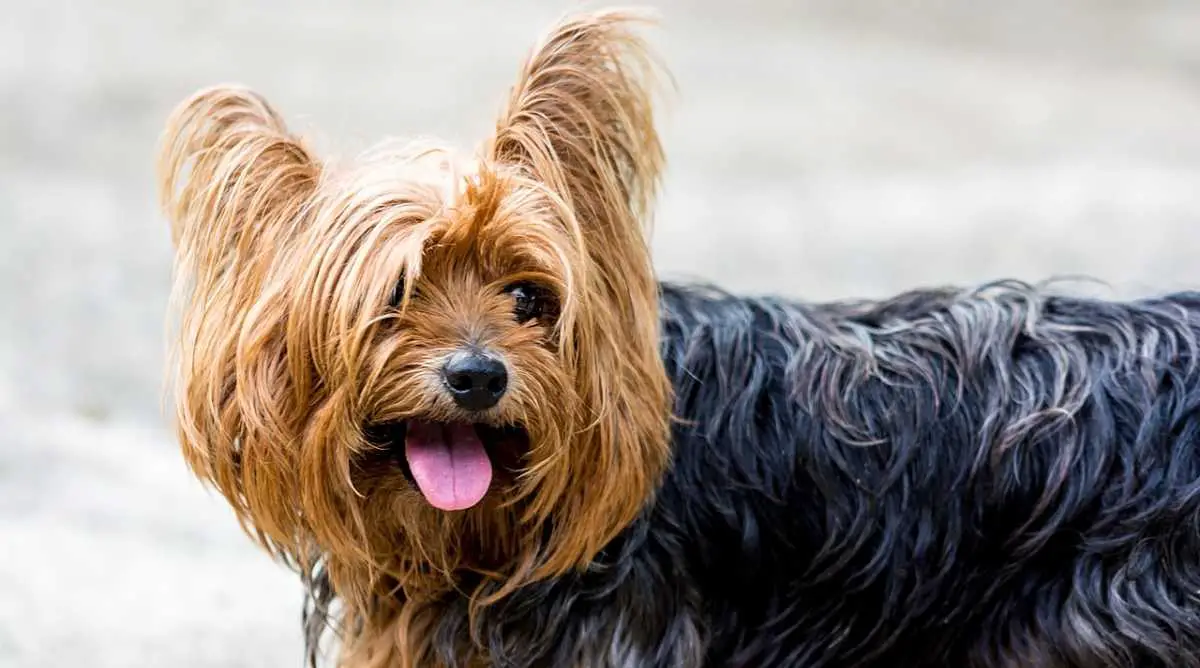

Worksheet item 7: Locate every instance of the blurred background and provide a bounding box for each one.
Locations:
[6,0,1200,665]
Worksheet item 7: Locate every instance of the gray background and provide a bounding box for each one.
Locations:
[6,1,1200,666]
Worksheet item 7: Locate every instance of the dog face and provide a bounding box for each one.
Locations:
[157,9,673,626]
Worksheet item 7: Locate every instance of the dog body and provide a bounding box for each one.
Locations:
[158,9,1200,667]
[314,282,1200,667]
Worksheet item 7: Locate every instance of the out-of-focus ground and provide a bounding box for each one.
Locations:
[6,1,1200,665]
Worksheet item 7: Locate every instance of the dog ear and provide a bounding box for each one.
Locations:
[158,85,319,278]
[487,9,666,236]
[157,86,322,558]
[485,10,674,579]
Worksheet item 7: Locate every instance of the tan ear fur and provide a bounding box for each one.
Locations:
[157,86,321,558]
[485,9,674,579]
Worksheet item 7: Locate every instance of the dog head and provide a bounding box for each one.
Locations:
[157,7,673,639]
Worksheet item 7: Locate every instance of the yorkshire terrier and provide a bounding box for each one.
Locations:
[158,8,1200,668]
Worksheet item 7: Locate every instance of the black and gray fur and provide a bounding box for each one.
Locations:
[308,280,1200,667]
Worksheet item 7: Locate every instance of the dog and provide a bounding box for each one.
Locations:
[157,8,1200,667]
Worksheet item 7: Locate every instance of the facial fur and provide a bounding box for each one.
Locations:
[158,10,672,665]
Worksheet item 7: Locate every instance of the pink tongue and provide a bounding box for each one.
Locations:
[404,421,493,511]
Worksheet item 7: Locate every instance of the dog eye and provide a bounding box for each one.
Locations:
[505,282,555,324]
[389,273,410,308]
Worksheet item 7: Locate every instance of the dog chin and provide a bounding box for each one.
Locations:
[365,419,529,511]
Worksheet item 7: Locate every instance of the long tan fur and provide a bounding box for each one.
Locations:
[486,6,672,582]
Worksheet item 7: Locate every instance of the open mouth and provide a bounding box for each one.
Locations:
[365,420,528,512]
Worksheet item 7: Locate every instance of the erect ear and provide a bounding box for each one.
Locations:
[485,10,675,578]
[487,9,666,243]
[157,85,319,285]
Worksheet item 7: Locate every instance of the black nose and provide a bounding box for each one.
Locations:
[442,352,508,411]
